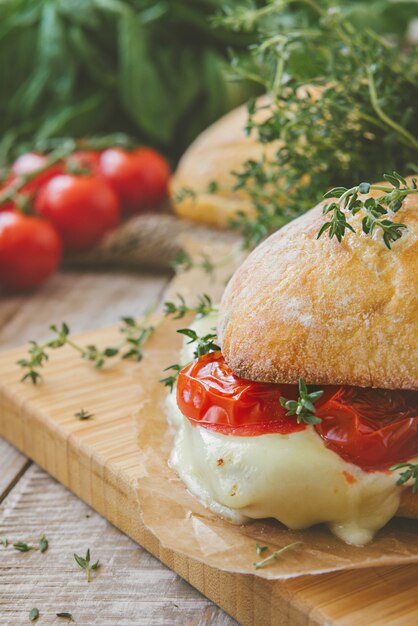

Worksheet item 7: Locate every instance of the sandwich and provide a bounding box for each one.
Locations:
[167,182,418,546]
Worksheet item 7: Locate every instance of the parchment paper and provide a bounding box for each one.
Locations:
[134,318,418,581]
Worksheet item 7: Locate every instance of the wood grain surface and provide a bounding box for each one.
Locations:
[0,270,237,626]
[2,268,418,626]
[3,310,418,626]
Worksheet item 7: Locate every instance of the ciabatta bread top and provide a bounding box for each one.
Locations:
[218,185,418,390]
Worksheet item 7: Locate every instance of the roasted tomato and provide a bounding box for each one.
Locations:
[177,351,304,436]
[315,387,418,470]
[177,351,418,470]
[35,174,120,251]
[0,212,62,291]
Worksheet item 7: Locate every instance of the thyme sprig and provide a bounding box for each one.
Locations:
[216,1,418,249]
[119,317,155,361]
[12,535,48,553]
[164,294,216,320]
[13,541,35,553]
[254,542,302,570]
[160,364,183,393]
[280,379,323,425]
[18,316,155,384]
[317,172,416,248]
[390,462,418,493]
[160,328,220,391]
[74,549,100,583]
[75,409,94,421]
[177,329,220,358]
[171,248,240,277]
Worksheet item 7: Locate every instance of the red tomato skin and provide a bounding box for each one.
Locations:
[0,152,63,212]
[35,175,120,251]
[0,212,62,291]
[177,351,305,436]
[12,152,63,193]
[315,387,418,470]
[99,147,170,214]
[176,352,418,471]
[66,150,101,175]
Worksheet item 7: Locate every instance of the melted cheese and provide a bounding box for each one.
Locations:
[167,313,407,546]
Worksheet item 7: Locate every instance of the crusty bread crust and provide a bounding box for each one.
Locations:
[170,96,277,228]
[218,183,418,390]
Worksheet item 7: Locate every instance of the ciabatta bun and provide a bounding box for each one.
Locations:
[218,182,418,390]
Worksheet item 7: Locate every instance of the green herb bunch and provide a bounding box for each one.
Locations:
[317,172,417,248]
[0,0,257,164]
[216,0,418,248]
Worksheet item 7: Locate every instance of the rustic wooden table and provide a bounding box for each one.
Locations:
[0,270,238,626]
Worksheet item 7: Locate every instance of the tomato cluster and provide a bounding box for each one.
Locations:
[0,146,170,292]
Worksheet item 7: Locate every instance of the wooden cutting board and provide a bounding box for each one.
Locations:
[1,321,418,626]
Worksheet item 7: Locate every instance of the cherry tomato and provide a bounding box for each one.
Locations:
[0,212,62,291]
[177,352,418,470]
[0,152,63,213]
[177,351,304,436]
[316,387,418,470]
[66,150,101,175]
[11,152,63,194]
[99,147,170,214]
[35,174,120,251]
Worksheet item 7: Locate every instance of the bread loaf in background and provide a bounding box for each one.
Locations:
[170,95,278,228]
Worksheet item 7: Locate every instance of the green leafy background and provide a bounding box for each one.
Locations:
[0,0,256,165]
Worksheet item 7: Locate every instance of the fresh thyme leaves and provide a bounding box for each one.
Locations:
[172,186,197,204]
[164,294,216,320]
[280,379,323,426]
[171,250,193,273]
[176,329,220,359]
[74,549,100,583]
[160,364,183,393]
[13,541,36,553]
[229,155,297,249]
[29,608,39,622]
[119,317,155,361]
[75,409,94,421]
[1,537,8,548]
[256,543,268,556]
[160,328,220,391]
[38,535,48,553]
[216,1,418,248]
[171,248,239,277]
[12,535,48,553]
[317,172,415,248]
[56,614,73,621]
[390,462,418,493]
[18,316,155,384]
[207,180,219,194]
[253,542,302,570]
